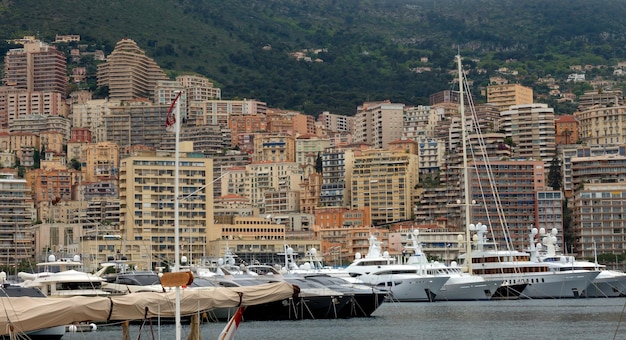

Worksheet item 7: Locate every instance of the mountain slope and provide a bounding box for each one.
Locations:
[1,0,626,115]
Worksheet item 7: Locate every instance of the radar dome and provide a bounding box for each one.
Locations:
[218,258,224,265]
[413,229,419,236]
[48,254,56,262]
[531,228,538,235]
[181,256,188,265]
[73,254,81,262]
[383,251,390,258]
[551,228,558,235]
[355,252,362,259]
[287,247,293,255]
[309,248,317,255]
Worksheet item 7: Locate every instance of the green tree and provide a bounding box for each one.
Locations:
[547,152,562,190]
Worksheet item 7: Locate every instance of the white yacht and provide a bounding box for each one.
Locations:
[344,234,449,302]
[18,255,109,297]
[532,227,626,298]
[459,223,599,299]
[404,229,503,301]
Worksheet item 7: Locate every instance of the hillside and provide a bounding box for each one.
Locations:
[2,0,626,115]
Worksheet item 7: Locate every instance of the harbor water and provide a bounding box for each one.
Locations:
[61,298,626,340]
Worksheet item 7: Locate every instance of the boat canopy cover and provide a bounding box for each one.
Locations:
[0,281,297,335]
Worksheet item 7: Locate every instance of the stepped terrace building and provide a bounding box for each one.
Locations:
[97,39,169,101]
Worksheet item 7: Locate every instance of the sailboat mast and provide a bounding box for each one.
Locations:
[173,91,182,340]
[458,55,473,274]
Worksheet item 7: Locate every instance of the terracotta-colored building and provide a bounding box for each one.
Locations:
[555,114,579,145]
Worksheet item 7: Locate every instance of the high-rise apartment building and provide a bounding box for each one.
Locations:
[119,149,213,268]
[486,84,533,112]
[470,159,547,251]
[4,41,67,93]
[354,101,405,149]
[572,183,626,262]
[97,39,169,101]
[500,103,556,163]
[0,173,34,265]
[104,100,169,150]
[351,150,418,226]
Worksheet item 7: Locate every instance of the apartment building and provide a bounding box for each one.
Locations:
[469,159,547,251]
[554,114,579,145]
[4,41,67,93]
[318,111,354,132]
[71,95,110,143]
[194,99,267,128]
[576,105,626,145]
[83,142,119,183]
[118,149,213,269]
[572,183,626,261]
[577,90,623,112]
[354,100,405,149]
[486,83,533,111]
[351,150,418,227]
[0,173,35,265]
[228,114,266,147]
[295,134,331,166]
[252,134,295,163]
[500,103,556,163]
[104,100,169,150]
[403,105,444,140]
[97,38,169,101]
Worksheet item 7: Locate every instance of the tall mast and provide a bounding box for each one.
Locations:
[173,91,182,340]
[458,55,472,274]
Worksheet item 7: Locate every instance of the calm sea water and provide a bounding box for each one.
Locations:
[61,298,626,340]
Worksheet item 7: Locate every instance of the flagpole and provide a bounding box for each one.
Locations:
[174,91,182,340]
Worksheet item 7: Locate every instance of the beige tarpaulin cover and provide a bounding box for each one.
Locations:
[0,281,296,335]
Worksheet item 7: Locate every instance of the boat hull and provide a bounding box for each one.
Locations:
[359,275,448,302]
[582,272,626,298]
[495,271,599,299]
[243,295,353,320]
[435,278,503,301]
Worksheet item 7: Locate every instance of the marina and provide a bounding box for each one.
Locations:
[61,298,626,340]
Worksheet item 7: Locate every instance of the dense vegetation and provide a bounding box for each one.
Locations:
[2,0,626,115]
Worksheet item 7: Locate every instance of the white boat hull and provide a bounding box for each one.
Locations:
[583,271,626,298]
[482,271,599,299]
[435,278,503,301]
[358,274,449,302]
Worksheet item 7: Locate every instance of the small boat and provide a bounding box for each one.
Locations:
[345,234,449,302]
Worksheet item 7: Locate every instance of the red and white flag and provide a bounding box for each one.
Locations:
[218,306,245,340]
[165,91,182,133]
